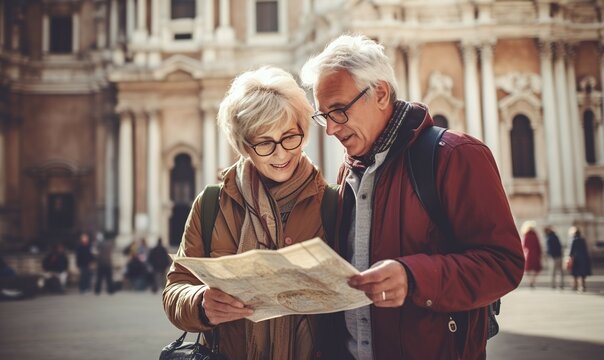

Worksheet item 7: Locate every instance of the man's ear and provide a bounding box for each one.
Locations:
[374,81,391,110]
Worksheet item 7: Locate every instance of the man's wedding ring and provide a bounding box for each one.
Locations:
[381,291,386,301]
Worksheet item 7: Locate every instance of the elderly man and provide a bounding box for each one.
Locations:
[300,35,524,359]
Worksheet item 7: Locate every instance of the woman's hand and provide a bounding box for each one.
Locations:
[201,287,254,325]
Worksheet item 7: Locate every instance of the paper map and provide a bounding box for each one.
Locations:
[172,238,372,322]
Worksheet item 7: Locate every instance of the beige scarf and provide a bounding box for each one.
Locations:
[233,153,318,359]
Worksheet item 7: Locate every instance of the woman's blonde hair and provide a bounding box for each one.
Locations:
[217,66,313,156]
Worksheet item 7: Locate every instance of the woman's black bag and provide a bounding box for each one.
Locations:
[159,331,226,360]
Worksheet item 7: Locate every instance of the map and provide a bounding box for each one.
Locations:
[172,238,372,322]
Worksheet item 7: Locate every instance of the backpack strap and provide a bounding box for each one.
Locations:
[198,184,223,352]
[406,126,455,242]
[321,184,340,245]
[407,125,501,340]
[200,184,222,257]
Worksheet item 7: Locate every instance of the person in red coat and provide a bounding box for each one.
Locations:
[521,221,542,288]
[301,34,524,359]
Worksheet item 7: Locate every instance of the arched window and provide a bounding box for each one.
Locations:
[169,153,195,246]
[170,153,195,204]
[584,110,596,164]
[433,114,449,128]
[510,114,536,178]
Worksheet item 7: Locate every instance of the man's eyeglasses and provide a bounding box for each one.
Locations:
[246,133,304,157]
[312,87,369,126]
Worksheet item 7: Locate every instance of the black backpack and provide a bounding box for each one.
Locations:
[406,126,500,340]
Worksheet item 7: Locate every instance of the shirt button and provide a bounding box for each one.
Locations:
[284,237,293,245]
[426,299,433,307]
[362,340,369,346]
[361,317,368,323]
[361,194,367,200]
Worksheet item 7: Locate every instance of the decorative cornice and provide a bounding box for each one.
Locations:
[25,159,92,179]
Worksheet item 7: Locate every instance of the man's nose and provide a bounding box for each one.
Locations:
[325,119,340,136]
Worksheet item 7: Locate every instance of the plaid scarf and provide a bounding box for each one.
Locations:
[344,100,410,175]
[234,153,316,252]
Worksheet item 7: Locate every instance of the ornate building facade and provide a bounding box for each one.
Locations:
[1,0,603,256]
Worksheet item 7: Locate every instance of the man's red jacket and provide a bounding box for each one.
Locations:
[336,102,525,359]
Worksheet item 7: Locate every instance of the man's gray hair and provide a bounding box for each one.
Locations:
[217,66,313,156]
[300,34,398,102]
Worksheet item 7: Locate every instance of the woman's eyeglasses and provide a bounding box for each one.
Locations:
[247,133,304,157]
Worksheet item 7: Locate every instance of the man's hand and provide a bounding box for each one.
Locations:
[348,260,409,307]
[199,287,254,325]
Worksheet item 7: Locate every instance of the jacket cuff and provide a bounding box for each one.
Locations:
[395,259,416,295]
[196,286,213,327]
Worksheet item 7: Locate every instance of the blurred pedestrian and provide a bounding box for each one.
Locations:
[544,226,563,289]
[522,221,542,288]
[125,252,148,291]
[94,233,115,295]
[568,226,592,292]
[76,232,95,293]
[42,243,69,293]
[147,237,170,293]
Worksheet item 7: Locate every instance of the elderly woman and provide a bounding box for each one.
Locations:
[162,67,337,360]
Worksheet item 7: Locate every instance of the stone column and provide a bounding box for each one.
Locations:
[134,0,148,42]
[105,117,116,233]
[126,0,135,42]
[566,46,586,209]
[217,108,231,173]
[72,12,80,53]
[147,110,162,238]
[396,47,408,101]
[95,2,107,49]
[109,0,118,48]
[118,111,134,247]
[42,13,49,53]
[134,112,148,233]
[480,41,500,166]
[203,107,218,186]
[151,0,160,38]
[407,44,421,102]
[553,42,577,211]
[216,0,234,41]
[203,0,214,39]
[462,42,483,140]
[539,41,563,211]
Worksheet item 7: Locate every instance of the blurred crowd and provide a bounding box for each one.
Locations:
[521,222,593,292]
[0,233,172,300]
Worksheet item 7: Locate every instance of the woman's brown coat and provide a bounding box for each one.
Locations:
[162,168,338,360]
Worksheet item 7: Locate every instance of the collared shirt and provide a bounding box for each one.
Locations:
[344,149,391,360]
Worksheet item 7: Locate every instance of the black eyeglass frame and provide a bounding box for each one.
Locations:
[246,133,305,157]
[312,87,370,126]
